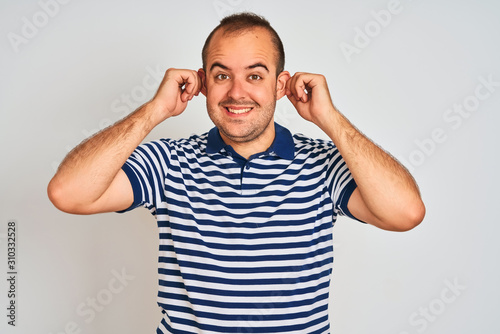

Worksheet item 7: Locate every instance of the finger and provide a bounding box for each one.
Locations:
[190,70,203,97]
[285,79,303,109]
[186,71,201,94]
[181,71,200,102]
[289,73,309,103]
[286,73,300,101]
[286,90,301,109]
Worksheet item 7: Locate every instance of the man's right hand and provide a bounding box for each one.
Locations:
[149,68,203,125]
[47,67,202,215]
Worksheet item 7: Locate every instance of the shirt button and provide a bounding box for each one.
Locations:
[245,164,250,170]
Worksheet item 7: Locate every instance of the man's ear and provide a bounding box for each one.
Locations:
[276,71,291,100]
[198,68,207,96]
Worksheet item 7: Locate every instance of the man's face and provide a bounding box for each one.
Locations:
[200,27,289,147]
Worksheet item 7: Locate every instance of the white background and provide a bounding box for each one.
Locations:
[1,0,499,333]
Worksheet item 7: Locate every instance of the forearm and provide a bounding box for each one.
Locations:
[48,102,158,210]
[319,108,425,229]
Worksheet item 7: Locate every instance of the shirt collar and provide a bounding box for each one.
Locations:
[206,122,295,160]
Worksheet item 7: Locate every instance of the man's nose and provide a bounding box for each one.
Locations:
[227,78,246,100]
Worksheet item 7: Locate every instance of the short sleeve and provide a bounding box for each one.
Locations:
[116,140,170,215]
[326,145,366,223]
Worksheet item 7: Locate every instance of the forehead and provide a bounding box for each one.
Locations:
[205,27,277,71]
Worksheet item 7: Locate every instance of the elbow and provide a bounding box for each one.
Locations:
[47,178,80,214]
[406,199,426,230]
[391,200,426,232]
[47,178,68,212]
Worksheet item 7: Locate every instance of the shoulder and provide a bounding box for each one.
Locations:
[144,132,209,155]
[292,133,337,156]
[129,133,210,165]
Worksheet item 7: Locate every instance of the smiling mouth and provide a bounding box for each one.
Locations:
[225,107,253,114]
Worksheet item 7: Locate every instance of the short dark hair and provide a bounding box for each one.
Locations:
[202,12,285,76]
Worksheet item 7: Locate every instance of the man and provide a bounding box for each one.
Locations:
[48,12,425,334]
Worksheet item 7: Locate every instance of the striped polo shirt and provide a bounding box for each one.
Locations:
[120,123,359,334]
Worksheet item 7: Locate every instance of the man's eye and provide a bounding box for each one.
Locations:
[249,75,262,80]
[216,74,229,80]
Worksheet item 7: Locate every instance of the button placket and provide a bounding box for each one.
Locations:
[241,161,251,195]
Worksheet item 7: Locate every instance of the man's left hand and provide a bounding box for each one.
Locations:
[285,72,336,129]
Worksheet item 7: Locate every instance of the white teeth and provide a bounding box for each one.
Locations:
[227,107,252,114]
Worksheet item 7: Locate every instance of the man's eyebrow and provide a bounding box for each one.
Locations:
[247,63,269,72]
[210,62,229,71]
[209,62,269,73]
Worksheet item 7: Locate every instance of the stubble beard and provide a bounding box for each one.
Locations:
[206,98,277,144]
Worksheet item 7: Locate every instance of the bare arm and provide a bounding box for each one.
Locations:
[286,73,425,231]
[47,69,202,214]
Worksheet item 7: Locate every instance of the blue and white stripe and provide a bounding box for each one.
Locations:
[121,123,358,334]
